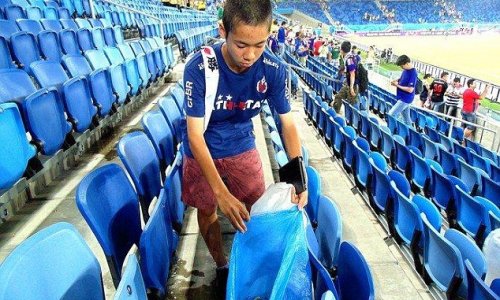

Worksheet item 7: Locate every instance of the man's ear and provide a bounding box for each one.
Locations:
[219,21,227,39]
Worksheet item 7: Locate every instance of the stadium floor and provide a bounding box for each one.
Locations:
[0,62,435,299]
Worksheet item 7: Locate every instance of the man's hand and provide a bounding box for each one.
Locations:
[350,87,356,97]
[291,189,308,210]
[390,80,398,87]
[216,190,250,233]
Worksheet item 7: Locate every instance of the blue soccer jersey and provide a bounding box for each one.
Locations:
[181,43,291,159]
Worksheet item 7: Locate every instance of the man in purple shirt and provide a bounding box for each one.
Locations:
[388,55,418,125]
[331,40,358,113]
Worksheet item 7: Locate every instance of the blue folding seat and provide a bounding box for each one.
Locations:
[0,36,15,69]
[437,118,450,134]
[480,147,499,166]
[103,46,140,96]
[139,192,173,299]
[72,0,85,17]
[416,112,427,131]
[60,18,78,30]
[0,103,37,190]
[451,126,464,143]
[56,7,69,18]
[396,120,409,142]
[158,95,182,142]
[425,115,438,129]
[353,137,371,191]
[431,167,468,223]
[170,85,185,113]
[380,125,394,162]
[425,126,440,143]
[392,181,423,245]
[458,160,484,195]
[408,126,424,152]
[422,135,439,160]
[91,27,105,49]
[62,54,114,117]
[85,49,129,104]
[409,149,432,196]
[161,149,185,234]
[340,126,356,173]
[143,38,166,74]
[393,135,411,174]
[421,214,464,298]
[61,0,75,17]
[26,5,42,20]
[30,60,68,93]
[114,251,147,300]
[59,29,80,55]
[482,176,500,207]
[142,110,175,173]
[438,133,454,153]
[368,118,381,149]
[130,40,158,81]
[9,31,40,73]
[444,229,486,298]
[16,19,43,35]
[367,152,389,213]
[325,116,335,147]
[76,28,95,52]
[334,242,375,300]
[386,114,398,134]
[465,260,500,300]
[5,4,26,20]
[88,18,102,28]
[0,222,104,300]
[45,0,60,8]
[38,30,61,62]
[0,68,37,105]
[76,163,142,287]
[439,147,459,176]
[465,139,482,155]
[23,88,72,155]
[343,101,353,126]
[314,195,342,270]
[40,18,62,32]
[308,248,339,300]
[151,37,171,70]
[453,142,471,163]
[305,166,321,225]
[0,20,20,38]
[117,43,150,88]
[350,106,361,132]
[490,163,500,182]
[470,151,495,177]
[117,131,162,219]
[75,17,91,29]
[43,6,58,19]
[62,76,98,132]
[103,26,115,46]
[113,26,124,44]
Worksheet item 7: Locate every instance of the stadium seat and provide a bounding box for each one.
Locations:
[30,60,69,93]
[421,214,464,298]
[117,44,150,88]
[431,167,467,225]
[368,118,381,149]
[0,222,104,300]
[335,242,375,300]
[113,26,124,44]
[353,137,371,191]
[309,249,340,300]
[470,151,494,177]
[103,46,141,96]
[340,126,357,173]
[130,40,158,81]
[26,6,42,20]
[454,142,472,163]
[163,151,185,234]
[170,85,185,113]
[141,110,175,175]
[0,68,37,104]
[117,131,162,220]
[17,19,44,36]
[158,95,182,142]
[62,54,115,117]
[368,152,390,213]
[60,18,79,31]
[393,135,411,174]
[75,17,91,29]
[113,249,147,300]
[38,30,62,62]
[10,31,41,73]
[43,6,58,20]
[438,147,459,176]
[139,189,174,298]
[315,195,342,269]
[422,135,439,161]
[5,4,26,21]
[409,149,430,195]
[91,27,105,50]
[0,103,37,190]
[62,76,98,132]
[77,28,95,52]
[88,18,102,28]
[306,166,321,226]
[480,147,499,166]
[140,39,165,75]
[380,125,394,162]
[392,180,422,245]
[458,160,483,195]
[0,20,20,38]
[58,7,70,19]
[438,133,454,153]
[23,87,72,155]
[76,163,142,287]
[0,36,14,69]
[59,29,80,55]
[396,120,409,142]
[481,176,500,207]
[465,260,500,300]
[408,126,424,152]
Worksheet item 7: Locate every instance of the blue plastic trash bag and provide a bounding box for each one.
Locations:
[227,183,312,300]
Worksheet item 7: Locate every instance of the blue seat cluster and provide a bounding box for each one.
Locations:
[296,50,500,299]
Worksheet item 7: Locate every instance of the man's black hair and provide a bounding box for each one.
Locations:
[453,77,460,83]
[441,71,449,78]
[281,21,286,26]
[396,54,411,66]
[222,0,272,34]
[467,79,475,87]
[340,41,351,53]
[423,73,432,79]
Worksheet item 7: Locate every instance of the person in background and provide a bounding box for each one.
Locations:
[366,45,375,69]
[331,42,340,67]
[427,71,449,113]
[388,54,418,125]
[419,73,432,107]
[267,29,279,55]
[331,40,358,113]
[277,21,287,56]
[445,77,464,119]
[461,79,490,142]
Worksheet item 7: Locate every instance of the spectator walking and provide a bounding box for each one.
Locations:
[427,71,449,113]
[445,77,464,119]
[461,79,490,141]
[418,74,432,107]
[388,55,418,125]
[331,41,358,113]
[277,21,286,56]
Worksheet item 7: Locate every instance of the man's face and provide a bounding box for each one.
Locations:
[453,81,460,87]
[220,21,269,73]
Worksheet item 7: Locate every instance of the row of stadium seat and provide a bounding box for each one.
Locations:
[0,0,90,18]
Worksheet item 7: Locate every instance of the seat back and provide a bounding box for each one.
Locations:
[31,60,69,92]
[0,222,104,300]
[465,260,499,300]
[456,186,486,238]
[306,166,322,225]
[0,103,37,190]
[103,46,125,65]
[6,5,27,21]
[0,68,37,104]
[17,19,43,35]
[113,26,124,44]
[0,20,20,38]
[59,29,80,55]
[380,126,394,161]
[10,31,41,73]
[391,181,421,245]
[103,26,116,46]
[315,195,342,268]
[158,95,182,141]
[88,68,115,117]
[76,163,142,287]
[62,76,97,132]
[458,160,481,195]
[113,250,148,300]
[117,131,162,217]
[43,7,58,20]
[38,30,61,62]
[26,6,42,20]
[0,36,15,69]
[85,49,111,70]
[77,28,95,52]
[481,176,500,207]
[92,27,105,49]
[62,53,92,77]
[335,241,375,300]
[141,110,175,167]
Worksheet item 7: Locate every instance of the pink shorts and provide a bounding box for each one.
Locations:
[182,148,265,213]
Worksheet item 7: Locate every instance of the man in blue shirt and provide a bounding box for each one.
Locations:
[277,21,286,56]
[388,54,418,125]
[331,41,358,113]
[182,0,307,297]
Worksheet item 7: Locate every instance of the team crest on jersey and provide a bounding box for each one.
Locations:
[257,76,268,93]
